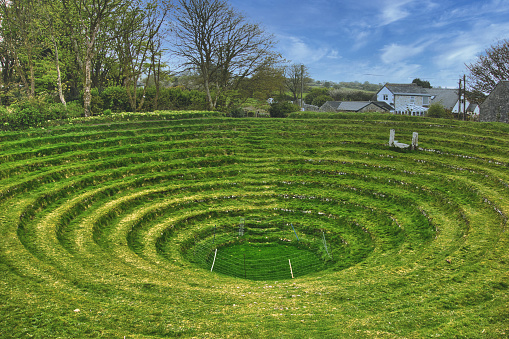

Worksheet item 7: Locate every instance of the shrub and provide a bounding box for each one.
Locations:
[47,103,69,120]
[65,101,85,118]
[426,103,453,119]
[101,86,129,112]
[227,107,245,118]
[90,88,104,115]
[9,99,48,129]
[269,102,300,118]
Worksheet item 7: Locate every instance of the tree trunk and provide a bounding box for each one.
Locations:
[154,59,160,111]
[83,49,94,117]
[204,78,214,110]
[54,40,67,107]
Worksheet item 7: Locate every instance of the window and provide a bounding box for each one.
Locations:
[383,94,388,101]
[410,96,415,104]
[423,96,429,106]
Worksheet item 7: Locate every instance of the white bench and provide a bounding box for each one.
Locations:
[389,129,418,150]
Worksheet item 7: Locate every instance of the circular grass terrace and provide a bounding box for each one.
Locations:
[0,112,508,338]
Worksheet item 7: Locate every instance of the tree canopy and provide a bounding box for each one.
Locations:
[412,78,431,88]
[466,39,509,96]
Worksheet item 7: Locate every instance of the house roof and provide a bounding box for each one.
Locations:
[337,101,371,111]
[383,83,431,96]
[322,101,392,112]
[426,88,459,110]
[371,101,393,111]
[322,101,342,109]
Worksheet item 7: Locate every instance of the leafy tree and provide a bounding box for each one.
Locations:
[311,94,332,107]
[0,0,45,99]
[61,0,127,116]
[412,78,431,88]
[304,87,329,105]
[110,0,169,112]
[239,65,285,102]
[466,39,509,97]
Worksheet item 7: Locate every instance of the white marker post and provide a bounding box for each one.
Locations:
[289,259,294,279]
[211,248,218,272]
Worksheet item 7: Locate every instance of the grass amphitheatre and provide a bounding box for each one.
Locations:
[0,111,508,338]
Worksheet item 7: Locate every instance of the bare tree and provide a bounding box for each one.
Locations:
[285,64,310,102]
[173,0,277,110]
[466,39,509,98]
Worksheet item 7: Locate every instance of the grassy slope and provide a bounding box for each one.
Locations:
[0,112,508,338]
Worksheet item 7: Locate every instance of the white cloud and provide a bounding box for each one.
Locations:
[380,43,426,64]
[379,0,413,26]
[279,35,333,64]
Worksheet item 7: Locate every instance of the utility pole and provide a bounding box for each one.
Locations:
[463,74,467,121]
[300,64,304,110]
[458,78,462,120]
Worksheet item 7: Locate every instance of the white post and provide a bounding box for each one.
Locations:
[412,132,418,150]
[389,129,395,147]
[288,259,294,279]
[211,248,218,272]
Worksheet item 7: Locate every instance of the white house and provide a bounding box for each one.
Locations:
[377,83,431,115]
[377,83,480,117]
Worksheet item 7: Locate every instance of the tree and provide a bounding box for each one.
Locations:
[304,87,328,105]
[61,0,127,116]
[412,78,431,88]
[466,39,509,98]
[173,0,277,110]
[0,0,44,98]
[285,64,310,102]
[112,0,170,112]
[426,102,452,119]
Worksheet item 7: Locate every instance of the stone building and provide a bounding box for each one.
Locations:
[320,101,392,113]
[479,81,509,123]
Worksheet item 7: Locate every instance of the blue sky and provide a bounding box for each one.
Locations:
[229,0,509,88]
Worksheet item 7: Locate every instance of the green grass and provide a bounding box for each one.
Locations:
[0,112,508,338]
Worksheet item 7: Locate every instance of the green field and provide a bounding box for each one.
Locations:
[0,112,508,338]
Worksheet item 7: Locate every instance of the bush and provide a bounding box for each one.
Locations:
[47,103,69,120]
[9,99,48,129]
[268,102,300,118]
[65,101,85,118]
[426,103,453,119]
[101,86,129,112]
[227,107,245,118]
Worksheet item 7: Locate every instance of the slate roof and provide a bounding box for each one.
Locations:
[322,101,342,109]
[337,101,371,111]
[426,88,459,110]
[383,83,431,96]
[371,101,393,111]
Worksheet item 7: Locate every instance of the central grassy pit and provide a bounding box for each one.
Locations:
[209,241,327,280]
[181,216,349,280]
